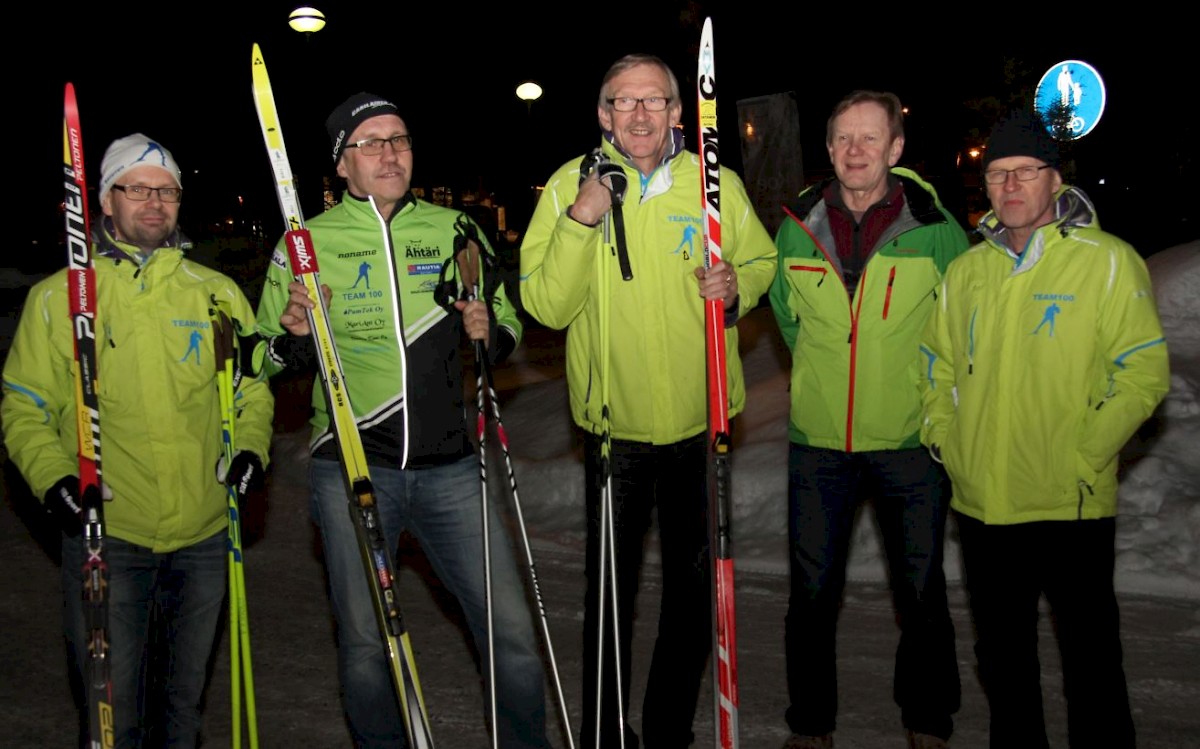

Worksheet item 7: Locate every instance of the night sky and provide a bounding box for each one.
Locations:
[19,3,1196,259]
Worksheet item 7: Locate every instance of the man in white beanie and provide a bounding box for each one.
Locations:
[97,133,184,256]
[2,133,275,747]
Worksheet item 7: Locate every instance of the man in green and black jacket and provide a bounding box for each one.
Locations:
[256,92,550,749]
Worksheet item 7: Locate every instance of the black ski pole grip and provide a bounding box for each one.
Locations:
[597,163,632,281]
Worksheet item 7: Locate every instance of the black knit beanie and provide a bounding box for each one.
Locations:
[325,92,400,163]
[983,109,1060,169]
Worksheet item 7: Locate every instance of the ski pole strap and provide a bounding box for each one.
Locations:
[441,214,500,308]
[579,149,632,282]
[597,163,632,282]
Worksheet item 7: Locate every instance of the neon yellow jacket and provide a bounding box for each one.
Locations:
[2,225,274,551]
[920,186,1170,524]
[520,137,777,443]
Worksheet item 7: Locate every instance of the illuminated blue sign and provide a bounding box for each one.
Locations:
[1035,60,1106,140]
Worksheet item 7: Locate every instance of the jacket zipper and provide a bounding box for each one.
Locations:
[882,265,896,320]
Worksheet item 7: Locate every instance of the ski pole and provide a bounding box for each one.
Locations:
[455,225,576,749]
[212,300,260,749]
[594,195,627,749]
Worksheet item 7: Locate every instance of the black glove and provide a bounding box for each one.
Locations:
[217,451,265,499]
[45,476,83,537]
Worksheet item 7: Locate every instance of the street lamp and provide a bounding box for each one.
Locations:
[516,81,543,113]
[288,7,326,34]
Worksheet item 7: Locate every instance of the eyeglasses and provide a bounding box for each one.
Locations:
[111,184,183,203]
[982,165,1053,185]
[345,134,413,157]
[606,96,671,112]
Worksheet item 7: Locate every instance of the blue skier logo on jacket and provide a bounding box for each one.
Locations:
[352,260,372,289]
[1032,302,1061,337]
[180,330,203,364]
[673,224,697,259]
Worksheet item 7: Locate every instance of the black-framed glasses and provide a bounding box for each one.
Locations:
[982,165,1053,185]
[606,96,671,112]
[345,134,413,157]
[111,184,183,203]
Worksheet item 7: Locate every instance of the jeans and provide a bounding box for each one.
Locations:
[580,431,712,749]
[309,455,549,749]
[956,513,1134,749]
[783,444,960,739]
[61,530,228,749]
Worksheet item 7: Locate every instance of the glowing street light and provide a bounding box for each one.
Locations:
[288,7,326,34]
[516,81,543,113]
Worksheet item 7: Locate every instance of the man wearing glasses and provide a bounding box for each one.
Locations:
[520,55,777,748]
[255,93,550,749]
[769,91,966,749]
[2,133,274,746]
[920,109,1169,748]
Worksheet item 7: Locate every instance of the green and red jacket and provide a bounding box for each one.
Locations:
[769,168,968,452]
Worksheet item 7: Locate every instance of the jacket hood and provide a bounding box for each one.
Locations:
[975,185,1100,275]
[976,184,1099,244]
[784,167,948,226]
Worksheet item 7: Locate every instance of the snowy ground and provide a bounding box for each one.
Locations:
[0,241,1196,747]
[489,241,1200,600]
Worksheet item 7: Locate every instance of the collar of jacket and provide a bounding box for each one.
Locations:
[93,215,188,266]
[602,127,685,173]
[976,185,1100,273]
[599,131,687,202]
[340,188,417,222]
[976,184,1099,248]
[784,167,947,227]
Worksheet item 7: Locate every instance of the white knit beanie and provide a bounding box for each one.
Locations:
[99,133,182,200]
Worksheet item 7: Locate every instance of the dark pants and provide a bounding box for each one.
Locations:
[783,444,960,739]
[956,513,1135,748]
[580,431,712,749]
[62,530,228,749]
[309,457,549,749]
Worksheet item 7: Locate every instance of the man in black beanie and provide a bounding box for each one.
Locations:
[255,92,554,748]
[919,108,1170,748]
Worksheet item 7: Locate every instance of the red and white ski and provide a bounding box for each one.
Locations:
[698,16,740,749]
[65,82,115,749]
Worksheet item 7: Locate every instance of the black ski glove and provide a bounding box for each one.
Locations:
[45,476,83,537]
[217,451,265,505]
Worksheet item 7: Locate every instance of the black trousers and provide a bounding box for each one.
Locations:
[580,431,712,749]
[956,513,1135,748]
[783,443,960,739]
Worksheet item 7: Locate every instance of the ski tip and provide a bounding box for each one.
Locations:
[252,42,263,63]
